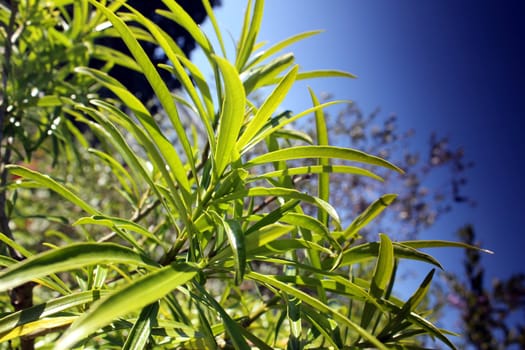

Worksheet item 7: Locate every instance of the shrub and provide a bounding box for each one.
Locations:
[0,1,483,348]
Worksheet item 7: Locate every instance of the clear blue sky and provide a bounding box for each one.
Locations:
[196,0,525,289]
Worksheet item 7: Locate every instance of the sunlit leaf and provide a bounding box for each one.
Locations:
[344,194,397,241]
[361,234,394,329]
[0,243,158,292]
[245,145,403,173]
[248,271,388,350]
[214,55,246,176]
[247,30,323,69]
[237,65,298,150]
[122,302,159,350]
[56,262,198,349]
[7,165,99,215]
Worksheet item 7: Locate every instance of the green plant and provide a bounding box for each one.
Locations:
[0,0,486,348]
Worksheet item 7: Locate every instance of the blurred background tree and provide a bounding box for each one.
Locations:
[445,225,525,349]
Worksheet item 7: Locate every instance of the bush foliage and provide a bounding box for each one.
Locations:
[0,1,485,348]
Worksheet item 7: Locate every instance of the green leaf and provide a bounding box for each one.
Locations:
[243,101,348,150]
[236,0,264,70]
[157,0,212,54]
[212,224,293,263]
[337,241,443,269]
[401,240,493,254]
[310,88,330,225]
[249,238,334,257]
[270,69,357,84]
[344,194,397,241]
[379,269,435,338]
[272,274,381,308]
[0,290,112,337]
[361,234,395,329]
[213,55,247,176]
[0,317,77,343]
[286,294,302,350]
[223,219,246,284]
[244,199,300,235]
[89,0,196,181]
[302,305,341,349]
[122,302,159,350]
[279,213,341,250]
[248,271,388,350]
[245,145,404,173]
[194,283,252,350]
[202,0,227,57]
[56,262,198,350]
[241,53,295,94]
[237,65,298,150]
[0,243,158,292]
[252,164,383,182]
[218,187,341,228]
[75,67,191,203]
[247,30,323,69]
[74,215,168,249]
[7,165,99,215]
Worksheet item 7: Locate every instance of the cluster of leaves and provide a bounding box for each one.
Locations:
[94,0,221,101]
[0,0,485,349]
[445,226,525,349]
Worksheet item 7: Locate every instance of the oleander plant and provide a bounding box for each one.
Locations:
[0,0,486,349]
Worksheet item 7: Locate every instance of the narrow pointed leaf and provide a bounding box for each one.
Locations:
[244,101,348,150]
[0,317,77,342]
[245,145,403,173]
[212,224,293,263]
[344,194,397,241]
[310,88,330,225]
[237,65,298,149]
[158,0,212,54]
[252,164,383,182]
[218,187,340,227]
[56,262,198,350]
[248,30,323,68]
[248,271,388,350]
[122,302,159,350]
[379,270,436,338]
[7,165,98,215]
[338,241,443,269]
[241,53,294,94]
[0,243,158,292]
[361,234,394,329]
[195,284,252,350]
[214,55,246,175]
[224,219,246,284]
[74,215,168,249]
[89,0,196,178]
[401,240,494,254]
[0,290,112,336]
[275,69,357,83]
[236,0,264,70]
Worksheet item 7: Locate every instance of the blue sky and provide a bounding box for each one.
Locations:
[196,0,525,293]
